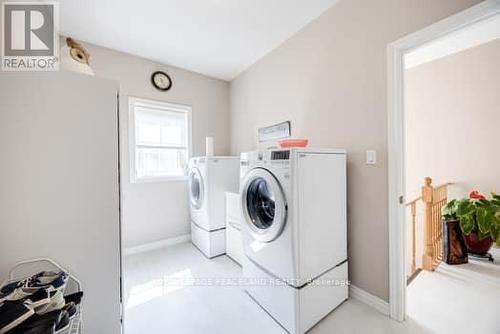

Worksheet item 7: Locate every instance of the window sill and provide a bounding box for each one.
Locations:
[130,175,188,184]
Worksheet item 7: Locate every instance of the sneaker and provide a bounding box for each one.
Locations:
[0,281,23,296]
[0,300,34,334]
[63,291,83,306]
[1,271,68,296]
[35,290,65,315]
[61,302,77,319]
[25,288,51,308]
[0,287,30,304]
[0,287,50,307]
[17,323,55,334]
[28,271,68,292]
[54,311,70,333]
[7,310,63,334]
[0,283,34,303]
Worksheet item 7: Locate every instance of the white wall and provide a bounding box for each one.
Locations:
[72,40,231,248]
[229,0,481,301]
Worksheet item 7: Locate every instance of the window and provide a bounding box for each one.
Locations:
[129,97,191,182]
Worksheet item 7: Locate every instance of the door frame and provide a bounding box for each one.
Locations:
[387,0,500,322]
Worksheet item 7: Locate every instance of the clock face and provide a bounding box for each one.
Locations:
[152,71,172,91]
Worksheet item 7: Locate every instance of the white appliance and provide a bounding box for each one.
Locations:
[240,148,348,334]
[188,156,239,258]
[225,192,244,265]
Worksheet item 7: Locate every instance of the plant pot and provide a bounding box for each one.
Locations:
[463,233,493,255]
[442,220,468,264]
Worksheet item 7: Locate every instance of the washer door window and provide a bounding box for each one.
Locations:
[242,168,287,242]
[189,168,204,209]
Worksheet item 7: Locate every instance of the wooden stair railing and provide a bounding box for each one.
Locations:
[406,177,452,279]
[406,197,419,278]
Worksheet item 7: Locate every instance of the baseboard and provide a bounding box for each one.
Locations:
[349,285,390,316]
[123,234,191,256]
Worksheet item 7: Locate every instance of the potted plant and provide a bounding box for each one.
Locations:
[442,191,500,256]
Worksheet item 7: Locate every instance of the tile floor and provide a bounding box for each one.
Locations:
[123,242,499,334]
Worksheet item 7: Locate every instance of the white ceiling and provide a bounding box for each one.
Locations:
[60,0,339,80]
[405,14,500,69]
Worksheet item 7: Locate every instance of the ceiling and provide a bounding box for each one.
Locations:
[405,14,500,69]
[60,0,339,81]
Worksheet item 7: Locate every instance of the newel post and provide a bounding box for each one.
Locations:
[422,177,434,271]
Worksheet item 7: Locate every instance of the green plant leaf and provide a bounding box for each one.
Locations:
[460,216,474,235]
[491,215,500,242]
[476,207,492,234]
[456,199,473,216]
[492,199,500,208]
[476,199,489,207]
[490,222,499,244]
[442,199,458,219]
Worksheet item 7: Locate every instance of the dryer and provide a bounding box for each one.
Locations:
[188,156,239,258]
[240,148,348,334]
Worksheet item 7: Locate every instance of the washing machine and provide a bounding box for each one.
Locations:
[188,156,239,258]
[240,148,348,334]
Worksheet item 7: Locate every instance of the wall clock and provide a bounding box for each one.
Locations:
[151,71,173,91]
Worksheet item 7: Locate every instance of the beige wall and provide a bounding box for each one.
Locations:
[229,0,481,301]
[405,39,500,200]
[73,40,231,248]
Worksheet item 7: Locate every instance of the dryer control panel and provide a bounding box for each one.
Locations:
[271,150,290,160]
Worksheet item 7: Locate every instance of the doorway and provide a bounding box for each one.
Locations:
[387,0,500,325]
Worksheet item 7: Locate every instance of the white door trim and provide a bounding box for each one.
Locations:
[387,0,500,322]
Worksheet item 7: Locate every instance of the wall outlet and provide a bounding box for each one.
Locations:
[366,150,377,165]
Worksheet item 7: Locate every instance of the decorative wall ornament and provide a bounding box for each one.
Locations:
[258,121,291,142]
[60,37,94,75]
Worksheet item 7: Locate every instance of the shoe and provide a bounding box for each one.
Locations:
[28,272,68,292]
[16,323,55,334]
[54,311,70,333]
[0,287,35,304]
[61,302,77,319]
[0,300,34,334]
[0,287,50,308]
[63,292,83,306]
[1,271,68,297]
[7,310,62,334]
[0,282,23,296]
[25,289,51,308]
[35,290,65,315]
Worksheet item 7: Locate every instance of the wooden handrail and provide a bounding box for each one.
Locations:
[406,196,422,207]
[405,182,453,206]
[406,177,452,281]
[408,201,417,276]
[433,182,454,190]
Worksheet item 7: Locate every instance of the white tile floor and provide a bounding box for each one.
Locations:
[123,242,499,334]
[407,246,500,334]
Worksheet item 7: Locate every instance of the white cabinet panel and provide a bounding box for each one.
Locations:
[225,192,243,265]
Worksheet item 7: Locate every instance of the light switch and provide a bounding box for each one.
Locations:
[366,150,377,165]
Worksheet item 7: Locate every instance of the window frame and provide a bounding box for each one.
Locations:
[128,97,192,183]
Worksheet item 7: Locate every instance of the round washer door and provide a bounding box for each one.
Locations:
[241,168,287,242]
[189,167,204,209]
